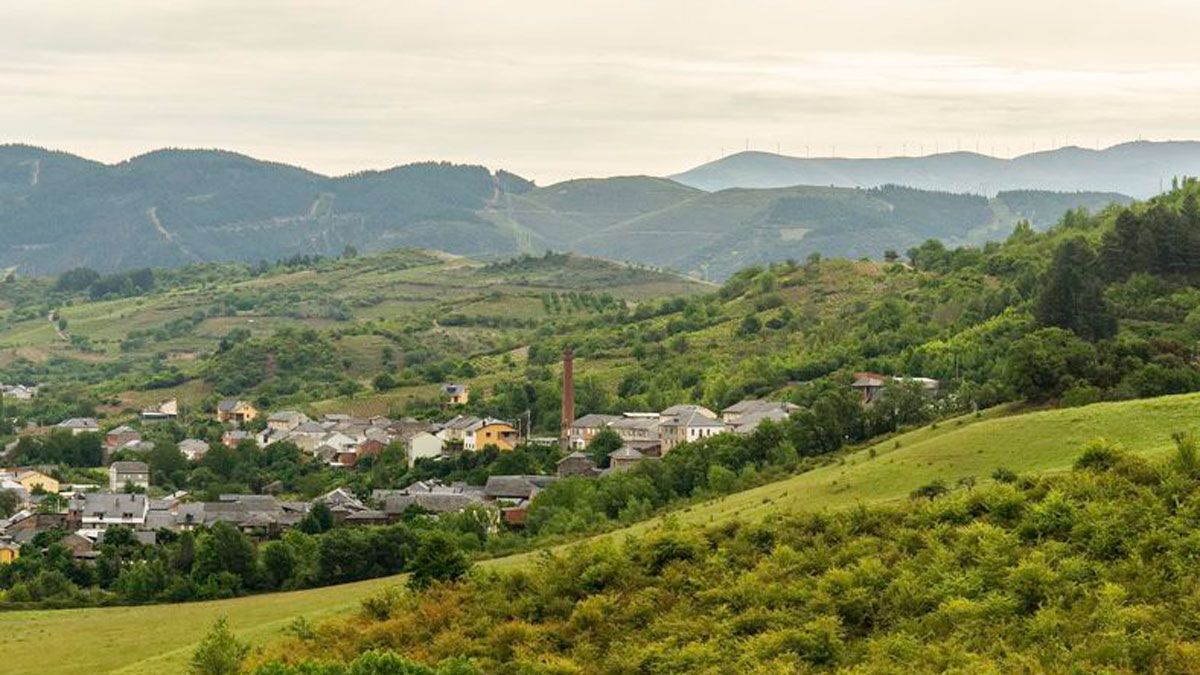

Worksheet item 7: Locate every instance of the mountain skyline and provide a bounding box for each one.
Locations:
[3,139,1196,192]
[0,142,1136,279]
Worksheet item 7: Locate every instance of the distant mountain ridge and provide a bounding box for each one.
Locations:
[670,141,1200,198]
[0,144,1138,278]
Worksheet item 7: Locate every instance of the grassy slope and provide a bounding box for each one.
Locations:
[5,392,1198,673]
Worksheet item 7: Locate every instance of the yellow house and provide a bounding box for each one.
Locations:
[217,400,259,425]
[470,419,519,451]
[0,543,18,565]
[442,384,470,406]
[14,470,59,494]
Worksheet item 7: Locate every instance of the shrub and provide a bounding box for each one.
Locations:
[191,617,249,675]
[1073,439,1124,472]
[910,479,948,500]
[991,467,1018,483]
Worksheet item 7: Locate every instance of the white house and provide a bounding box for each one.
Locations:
[78,493,148,534]
[658,406,727,453]
[405,431,444,468]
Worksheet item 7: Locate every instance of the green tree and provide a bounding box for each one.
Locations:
[194,522,258,589]
[260,540,296,590]
[1005,327,1097,402]
[407,530,471,590]
[1035,237,1116,341]
[586,428,623,468]
[738,315,761,336]
[0,489,20,518]
[299,503,334,534]
[190,617,248,675]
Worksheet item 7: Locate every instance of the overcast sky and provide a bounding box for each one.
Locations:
[3,0,1199,183]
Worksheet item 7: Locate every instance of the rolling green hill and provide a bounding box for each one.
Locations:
[0,145,1132,280]
[0,248,707,414]
[3,392,1197,674]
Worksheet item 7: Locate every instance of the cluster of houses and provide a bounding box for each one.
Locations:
[0,371,948,565]
[559,399,800,476]
[0,464,560,562]
[211,399,521,469]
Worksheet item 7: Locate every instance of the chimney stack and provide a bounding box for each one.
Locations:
[560,347,574,449]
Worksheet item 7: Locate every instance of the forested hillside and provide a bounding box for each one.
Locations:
[0,145,1129,279]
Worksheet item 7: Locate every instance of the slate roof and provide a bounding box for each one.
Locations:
[58,417,99,430]
[484,475,558,499]
[664,409,727,429]
[344,510,389,521]
[78,493,148,518]
[385,492,486,514]
[109,461,149,473]
[441,415,482,431]
[179,439,209,454]
[571,414,619,429]
[317,487,366,512]
[732,408,795,433]
[610,416,660,430]
[609,446,645,460]
[660,404,716,419]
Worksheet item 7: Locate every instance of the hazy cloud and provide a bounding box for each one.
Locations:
[3,0,1199,182]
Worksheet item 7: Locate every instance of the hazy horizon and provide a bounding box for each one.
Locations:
[5,138,1196,185]
[5,0,1200,183]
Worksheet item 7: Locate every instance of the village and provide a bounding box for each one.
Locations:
[0,360,938,566]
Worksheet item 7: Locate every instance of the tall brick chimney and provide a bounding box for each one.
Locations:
[560,346,574,449]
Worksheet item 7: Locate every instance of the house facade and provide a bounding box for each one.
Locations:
[217,400,259,425]
[77,493,149,533]
[556,452,599,478]
[57,418,99,435]
[104,425,141,452]
[179,438,210,461]
[14,470,59,494]
[109,461,150,492]
[406,431,444,467]
[468,419,519,451]
[658,406,727,453]
[267,410,309,432]
[442,383,470,406]
[437,415,482,444]
[608,446,645,472]
[567,414,620,449]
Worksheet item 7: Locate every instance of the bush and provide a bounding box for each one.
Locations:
[910,479,948,500]
[1073,439,1124,472]
[191,617,249,675]
[407,531,471,590]
[991,466,1019,483]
